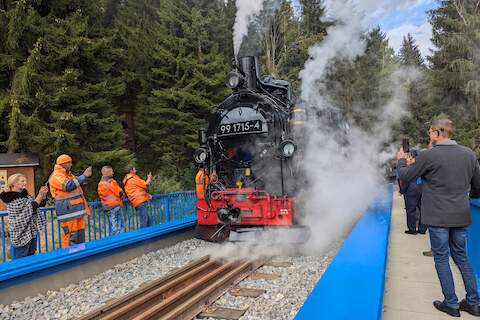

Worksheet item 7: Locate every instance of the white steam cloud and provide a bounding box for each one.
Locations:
[233,0,266,56]
[299,0,422,254]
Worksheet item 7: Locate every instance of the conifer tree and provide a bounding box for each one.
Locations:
[429,0,480,154]
[299,0,329,36]
[136,0,230,181]
[399,33,425,67]
[398,34,432,145]
[0,1,133,195]
[325,28,398,131]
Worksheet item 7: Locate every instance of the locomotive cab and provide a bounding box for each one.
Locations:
[194,56,308,243]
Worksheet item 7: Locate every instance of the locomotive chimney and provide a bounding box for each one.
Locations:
[238,56,260,91]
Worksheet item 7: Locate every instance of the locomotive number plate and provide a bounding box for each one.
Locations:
[218,120,263,136]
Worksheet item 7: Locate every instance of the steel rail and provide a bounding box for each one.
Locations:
[79,255,262,320]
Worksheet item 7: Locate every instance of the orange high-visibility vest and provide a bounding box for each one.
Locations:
[98,177,124,211]
[122,173,151,207]
[49,164,91,221]
[195,169,209,200]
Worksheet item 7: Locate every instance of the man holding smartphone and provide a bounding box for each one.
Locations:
[49,154,92,248]
[397,119,480,317]
[397,145,427,235]
[123,166,152,228]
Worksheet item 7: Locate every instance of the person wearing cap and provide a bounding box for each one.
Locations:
[122,165,152,228]
[49,154,92,248]
[98,166,125,235]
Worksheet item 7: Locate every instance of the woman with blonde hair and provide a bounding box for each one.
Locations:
[0,174,48,259]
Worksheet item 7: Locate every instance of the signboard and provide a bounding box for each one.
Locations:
[0,170,6,193]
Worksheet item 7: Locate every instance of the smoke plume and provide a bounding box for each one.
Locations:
[233,0,266,56]
[299,0,422,254]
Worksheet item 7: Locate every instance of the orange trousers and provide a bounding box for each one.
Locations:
[60,217,85,248]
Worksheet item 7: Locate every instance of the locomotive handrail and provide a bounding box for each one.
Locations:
[210,189,271,200]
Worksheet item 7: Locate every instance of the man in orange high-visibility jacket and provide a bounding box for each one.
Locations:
[49,154,92,248]
[195,168,209,200]
[122,165,152,228]
[98,166,125,236]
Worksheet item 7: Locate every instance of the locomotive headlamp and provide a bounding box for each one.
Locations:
[194,148,208,164]
[225,71,244,89]
[280,140,297,158]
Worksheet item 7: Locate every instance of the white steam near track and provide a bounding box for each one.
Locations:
[300,0,421,254]
[233,0,266,56]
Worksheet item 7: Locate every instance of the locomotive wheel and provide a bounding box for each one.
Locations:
[194,225,230,243]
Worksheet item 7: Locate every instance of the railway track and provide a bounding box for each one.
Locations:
[79,256,264,320]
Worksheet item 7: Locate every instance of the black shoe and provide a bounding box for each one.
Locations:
[418,231,427,235]
[405,230,417,235]
[460,299,480,316]
[433,300,460,317]
[423,250,433,257]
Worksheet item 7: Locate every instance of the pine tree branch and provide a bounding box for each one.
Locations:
[453,0,468,26]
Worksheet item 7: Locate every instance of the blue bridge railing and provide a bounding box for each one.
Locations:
[467,198,480,286]
[0,192,196,263]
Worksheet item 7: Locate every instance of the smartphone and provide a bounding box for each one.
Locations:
[402,138,410,153]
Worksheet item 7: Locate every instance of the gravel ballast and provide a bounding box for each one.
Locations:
[0,239,336,320]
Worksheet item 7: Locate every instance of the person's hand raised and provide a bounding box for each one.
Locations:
[397,147,408,160]
[406,156,416,166]
[83,166,93,177]
[39,186,49,198]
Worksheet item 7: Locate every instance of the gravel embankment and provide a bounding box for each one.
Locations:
[196,248,337,320]
[0,239,336,320]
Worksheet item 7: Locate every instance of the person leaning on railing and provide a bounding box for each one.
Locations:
[0,174,48,259]
[49,154,92,248]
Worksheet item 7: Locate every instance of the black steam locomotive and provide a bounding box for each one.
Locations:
[193,56,347,242]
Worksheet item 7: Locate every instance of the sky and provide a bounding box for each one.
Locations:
[380,0,438,58]
[290,0,439,57]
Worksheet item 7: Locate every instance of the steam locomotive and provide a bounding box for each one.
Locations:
[192,56,312,243]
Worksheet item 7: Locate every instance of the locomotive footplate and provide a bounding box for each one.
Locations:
[228,225,311,244]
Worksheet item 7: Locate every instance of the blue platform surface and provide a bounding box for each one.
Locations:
[295,184,394,320]
[468,198,480,287]
[0,216,196,285]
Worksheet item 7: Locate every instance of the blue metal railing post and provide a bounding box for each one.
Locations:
[1,215,6,262]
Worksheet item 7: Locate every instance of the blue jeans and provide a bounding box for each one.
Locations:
[12,236,37,259]
[107,206,125,236]
[429,226,479,308]
[136,201,151,228]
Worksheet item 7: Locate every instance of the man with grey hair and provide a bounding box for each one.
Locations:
[397,118,480,317]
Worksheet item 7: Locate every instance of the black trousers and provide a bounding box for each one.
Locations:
[404,191,427,233]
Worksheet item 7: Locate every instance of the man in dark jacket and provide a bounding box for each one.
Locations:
[398,148,427,235]
[397,119,480,317]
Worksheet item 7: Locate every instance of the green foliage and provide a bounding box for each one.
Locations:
[324,28,399,131]
[299,0,330,36]
[428,0,480,124]
[135,0,230,174]
[399,33,425,67]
